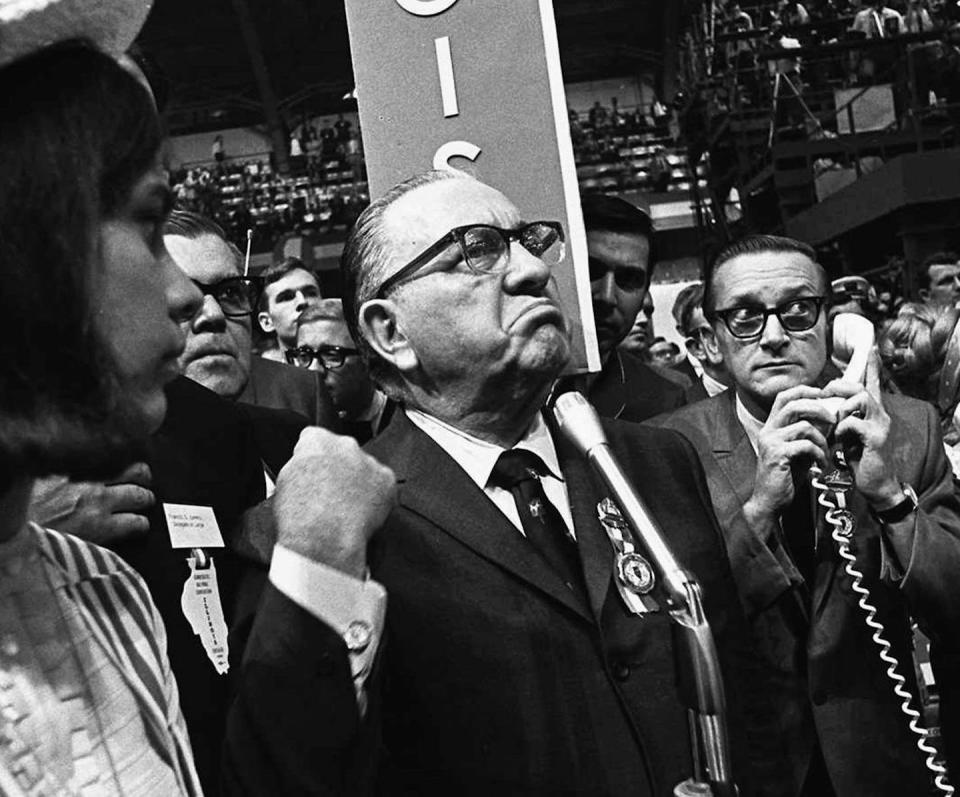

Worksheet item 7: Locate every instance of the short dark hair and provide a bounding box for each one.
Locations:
[164,209,242,271]
[341,169,469,399]
[921,251,959,287]
[0,41,162,486]
[258,256,319,312]
[580,193,656,281]
[703,234,820,317]
[671,282,705,337]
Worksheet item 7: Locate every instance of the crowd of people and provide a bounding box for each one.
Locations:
[3,2,960,797]
[710,0,960,119]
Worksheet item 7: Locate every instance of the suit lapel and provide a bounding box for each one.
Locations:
[373,412,593,622]
[554,430,614,621]
[706,394,808,621]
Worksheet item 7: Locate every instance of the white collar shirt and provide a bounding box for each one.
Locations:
[735,392,766,455]
[405,408,576,538]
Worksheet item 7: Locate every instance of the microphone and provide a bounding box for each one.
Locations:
[551,391,737,794]
[551,390,691,609]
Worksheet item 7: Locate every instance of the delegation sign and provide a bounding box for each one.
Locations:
[344,0,599,372]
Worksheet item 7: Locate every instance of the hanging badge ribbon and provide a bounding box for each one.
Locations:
[180,551,229,675]
[597,498,659,615]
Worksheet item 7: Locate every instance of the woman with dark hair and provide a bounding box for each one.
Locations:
[0,8,203,793]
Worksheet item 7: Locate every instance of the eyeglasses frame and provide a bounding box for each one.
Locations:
[285,344,359,371]
[374,220,565,299]
[191,275,264,319]
[709,295,826,340]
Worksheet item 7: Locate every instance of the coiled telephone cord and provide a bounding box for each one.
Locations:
[810,470,953,796]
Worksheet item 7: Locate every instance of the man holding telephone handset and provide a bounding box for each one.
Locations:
[654,235,960,796]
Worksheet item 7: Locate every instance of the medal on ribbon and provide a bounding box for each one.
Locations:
[597,498,659,614]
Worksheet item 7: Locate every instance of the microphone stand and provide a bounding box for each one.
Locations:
[552,392,737,797]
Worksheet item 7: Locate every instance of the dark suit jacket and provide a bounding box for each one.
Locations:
[221,408,771,795]
[589,349,688,422]
[110,376,307,794]
[356,410,756,795]
[242,354,337,428]
[653,390,960,796]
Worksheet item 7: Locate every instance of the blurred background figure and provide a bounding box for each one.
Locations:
[671,281,730,400]
[291,300,391,441]
[879,302,960,474]
[918,252,960,309]
[618,291,656,359]
[648,336,683,365]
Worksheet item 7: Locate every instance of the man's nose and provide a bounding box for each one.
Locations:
[592,271,617,308]
[502,243,551,293]
[164,251,203,325]
[759,312,788,349]
[192,293,228,330]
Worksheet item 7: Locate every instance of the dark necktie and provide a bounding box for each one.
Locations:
[781,466,817,588]
[490,449,585,597]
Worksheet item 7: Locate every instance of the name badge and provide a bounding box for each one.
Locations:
[163,503,225,549]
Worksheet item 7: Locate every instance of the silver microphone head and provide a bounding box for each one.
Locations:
[551,391,608,456]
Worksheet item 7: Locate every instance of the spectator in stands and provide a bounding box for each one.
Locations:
[292,301,392,442]
[163,210,335,424]
[212,133,225,164]
[649,146,673,192]
[905,0,936,32]
[852,1,906,38]
[588,99,608,130]
[725,1,754,32]
[580,193,689,420]
[619,290,656,358]
[779,0,812,27]
[648,337,683,366]
[918,251,960,308]
[257,256,322,361]
[672,282,731,400]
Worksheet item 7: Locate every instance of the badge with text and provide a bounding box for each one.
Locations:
[180,552,229,675]
[162,503,225,549]
[597,498,659,615]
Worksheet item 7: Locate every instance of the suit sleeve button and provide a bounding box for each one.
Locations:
[612,661,631,681]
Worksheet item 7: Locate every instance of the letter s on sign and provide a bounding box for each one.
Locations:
[395,0,459,15]
[433,141,481,171]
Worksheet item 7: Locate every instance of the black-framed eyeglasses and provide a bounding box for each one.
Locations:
[711,296,825,339]
[285,344,358,370]
[191,276,263,318]
[375,221,566,298]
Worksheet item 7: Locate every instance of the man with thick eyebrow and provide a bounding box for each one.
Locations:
[230,169,760,794]
[257,257,323,362]
[580,192,690,421]
[653,234,960,796]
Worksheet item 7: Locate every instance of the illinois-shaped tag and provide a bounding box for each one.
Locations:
[181,553,229,674]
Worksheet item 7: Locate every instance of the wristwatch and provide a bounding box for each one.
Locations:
[870,483,919,524]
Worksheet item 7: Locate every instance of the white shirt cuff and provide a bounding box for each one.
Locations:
[269,544,386,710]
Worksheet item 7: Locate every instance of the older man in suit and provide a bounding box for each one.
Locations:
[251,168,763,795]
[653,234,960,796]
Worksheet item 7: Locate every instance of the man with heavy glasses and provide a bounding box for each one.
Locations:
[164,210,334,426]
[233,168,760,794]
[654,234,960,796]
[289,299,392,442]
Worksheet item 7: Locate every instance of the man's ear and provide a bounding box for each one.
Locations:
[918,287,930,304]
[700,330,724,366]
[359,299,418,374]
[685,336,705,362]
[258,311,275,334]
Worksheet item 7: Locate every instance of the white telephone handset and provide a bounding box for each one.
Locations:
[819,313,875,416]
